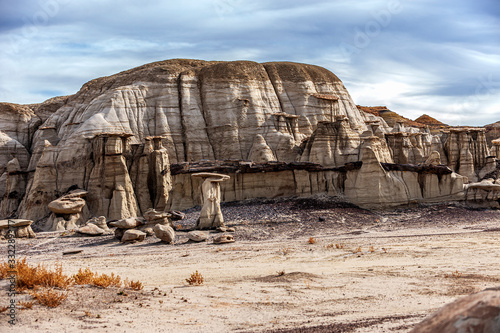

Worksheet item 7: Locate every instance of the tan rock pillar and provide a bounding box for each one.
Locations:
[191,173,230,230]
[492,139,500,159]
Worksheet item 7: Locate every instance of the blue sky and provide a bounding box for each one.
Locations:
[0,0,499,125]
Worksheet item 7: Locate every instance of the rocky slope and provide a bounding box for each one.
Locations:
[0,59,499,226]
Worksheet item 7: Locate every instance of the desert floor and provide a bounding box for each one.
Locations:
[1,197,500,333]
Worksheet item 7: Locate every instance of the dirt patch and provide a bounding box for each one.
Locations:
[1,197,500,332]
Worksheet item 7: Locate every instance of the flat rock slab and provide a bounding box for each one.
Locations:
[0,219,33,229]
[110,218,144,229]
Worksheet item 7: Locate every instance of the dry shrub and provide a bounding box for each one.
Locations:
[186,271,204,286]
[353,247,362,254]
[72,268,95,285]
[308,237,316,244]
[336,243,344,249]
[444,270,463,278]
[35,263,72,289]
[73,268,122,288]
[29,288,68,308]
[280,247,291,255]
[125,279,144,290]
[0,261,11,279]
[369,246,375,253]
[91,272,121,288]
[1,258,72,291]
[0,306,8,313]
[19,300,34,310]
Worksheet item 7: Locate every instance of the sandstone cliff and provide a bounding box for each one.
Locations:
[0,59,498,225]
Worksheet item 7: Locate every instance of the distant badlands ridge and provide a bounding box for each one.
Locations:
[357,105,500,143]
[356,106,447,128]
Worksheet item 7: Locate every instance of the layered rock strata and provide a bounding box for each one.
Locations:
[0,59,498,223]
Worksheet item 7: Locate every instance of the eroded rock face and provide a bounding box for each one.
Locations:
[0,59,498,219]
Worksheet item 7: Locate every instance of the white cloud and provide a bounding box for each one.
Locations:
[0,0,498,125]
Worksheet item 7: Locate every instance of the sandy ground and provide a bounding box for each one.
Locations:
[1,197,500,333]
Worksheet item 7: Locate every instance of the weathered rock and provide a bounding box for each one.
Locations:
[109,218,143,229]
[137,224,155,236]
[87,216,110,232]
[14,225,36,238]
[9,60,377,222]
[0,219,32,228]
[143,208,171,225]
[465,179,500,201]
[187,230,208,242]
[0,158,26,218]
[213,234,235,244]
[410,288,500,333]
[0,219,36,238]
[491,139,500,158]
[192,173,230,230]
[247,135,277,163]
[48,196,86,215]
[153,224,175,243]
[0,59,498,216]
[300,118,364,167]
[216,226,227,233]
[121,229,146,242]
[45,212,87,231]
[478,156,498,180]
[77,223,105,236]
[423,151,442,166]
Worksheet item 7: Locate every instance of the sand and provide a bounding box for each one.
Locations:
[1,198,500,332]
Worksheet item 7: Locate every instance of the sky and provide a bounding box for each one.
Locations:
[0,0,499,126]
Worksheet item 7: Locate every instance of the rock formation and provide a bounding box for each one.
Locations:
[192,172,230,229]
[0,219,36,239]
[0,59,499,225]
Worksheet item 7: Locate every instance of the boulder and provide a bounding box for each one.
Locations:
[187,230,208,242]
[410,288,500,333]
[153,224,175,243]
[77,223,105,236]
[121,229,146,242]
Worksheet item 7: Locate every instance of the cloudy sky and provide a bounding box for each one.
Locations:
[1,0,499,125]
